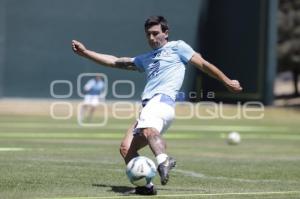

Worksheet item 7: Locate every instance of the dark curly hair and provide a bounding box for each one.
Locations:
[144,16,169,33]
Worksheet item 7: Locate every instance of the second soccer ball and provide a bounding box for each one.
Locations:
[227,131,241,145]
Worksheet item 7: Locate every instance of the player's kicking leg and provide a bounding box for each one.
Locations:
[142,127,176,185]
[119,122,157,195]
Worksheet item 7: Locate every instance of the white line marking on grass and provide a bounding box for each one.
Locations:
[220,133,300,140]
[40,191,300,199]
[0,122,298,133]
[1,122,300,140]
[0,147,24,151]
[170,125,293,133]
[0,132,125,139]
[1,131,300,140]
[174,169,298,183]
[175,169,205,178]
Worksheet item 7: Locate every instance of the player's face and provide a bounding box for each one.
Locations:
[146,24,168,49]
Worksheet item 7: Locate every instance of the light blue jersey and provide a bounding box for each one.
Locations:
[84,79,105,95]
[133,40,195,101]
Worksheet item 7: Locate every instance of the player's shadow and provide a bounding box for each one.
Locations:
[92,183,206,194]
[92,183,135,194]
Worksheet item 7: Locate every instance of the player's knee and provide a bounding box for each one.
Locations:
[142,128,159,138]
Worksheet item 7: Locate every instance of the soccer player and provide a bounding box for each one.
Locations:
[79,75,105,122]
[72,16,242,195]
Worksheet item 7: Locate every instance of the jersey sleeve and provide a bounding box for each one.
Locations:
[84,79,94,91]
[177,40,195,64]
[132,56,145,72]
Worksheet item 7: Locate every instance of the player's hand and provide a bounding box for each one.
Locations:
[225,80,243,93]
[72,40,87,56]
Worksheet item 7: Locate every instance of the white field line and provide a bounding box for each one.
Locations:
[174,169,299,184]
[0,122,297,133]
[0,131,300,140]
[0,147,24,151]
[0,132,300,140]
[170,125,292,133]
[40,191,300,199]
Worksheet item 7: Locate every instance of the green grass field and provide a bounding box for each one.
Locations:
[0,105,300,199]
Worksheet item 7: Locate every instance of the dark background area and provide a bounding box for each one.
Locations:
[0,0,277,104]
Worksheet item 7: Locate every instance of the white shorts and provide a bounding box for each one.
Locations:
[83,95,100,106]
[134,94,175,135]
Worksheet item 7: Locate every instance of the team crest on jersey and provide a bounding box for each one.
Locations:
[152,49,171,58]
[161,49,172,57]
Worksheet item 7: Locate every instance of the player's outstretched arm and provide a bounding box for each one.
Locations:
[71,40,136,71]
[190,53,243,93]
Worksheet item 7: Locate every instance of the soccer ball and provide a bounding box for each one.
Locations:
[126,156,156,186]
[227,131,241,145]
